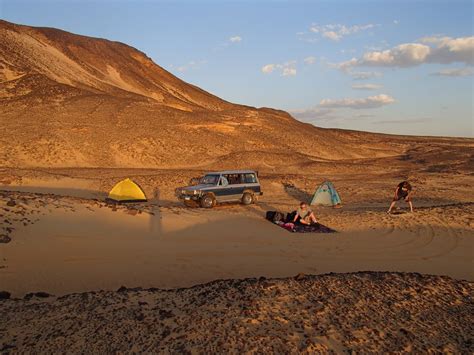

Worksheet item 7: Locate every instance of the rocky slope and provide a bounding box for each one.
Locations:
[0,20,404,169]
[1,272,472,353]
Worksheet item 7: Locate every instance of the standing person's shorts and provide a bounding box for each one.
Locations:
[394,191,410,201]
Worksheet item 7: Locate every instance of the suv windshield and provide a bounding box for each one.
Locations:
[200,174,220,185]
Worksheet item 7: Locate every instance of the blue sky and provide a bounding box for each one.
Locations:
[1,0,473,137]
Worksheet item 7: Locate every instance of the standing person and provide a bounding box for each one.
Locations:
[293,202,318,225]
[387,181,414,213]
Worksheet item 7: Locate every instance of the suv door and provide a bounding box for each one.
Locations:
[243,173,261,194]
[213,175,232,202]
[224,173,246,201]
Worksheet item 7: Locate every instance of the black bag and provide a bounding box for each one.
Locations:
[265,211,276,221]
[272,212,284,223]
[265,211,284,223]
[286,211,297,223]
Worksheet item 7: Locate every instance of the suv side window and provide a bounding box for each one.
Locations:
[243,173,257,184]
[224,174,242,185]
[219,176,229,186]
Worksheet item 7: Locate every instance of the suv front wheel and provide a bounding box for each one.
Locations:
[200,194,215,208]
[241,192,254,205]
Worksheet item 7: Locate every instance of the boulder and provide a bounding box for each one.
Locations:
[0,291,11,300]
[0,235,11,243]
[294,273,307,281]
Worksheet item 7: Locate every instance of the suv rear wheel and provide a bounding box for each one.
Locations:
[241,192,254,205]
[200,194,215,208]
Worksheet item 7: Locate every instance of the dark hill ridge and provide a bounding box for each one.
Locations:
[0,20,408,168]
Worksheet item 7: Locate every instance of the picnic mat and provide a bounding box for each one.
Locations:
[274,221,337,233]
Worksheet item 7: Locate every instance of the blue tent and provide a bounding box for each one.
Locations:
[310,181,342,207]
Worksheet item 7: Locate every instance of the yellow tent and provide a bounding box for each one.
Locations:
[108,178,147,202]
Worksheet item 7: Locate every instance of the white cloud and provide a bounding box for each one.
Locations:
[309,23,377,41]
[420,36,474,65]
[393,20,399,25]
[431,67,474,77]
[375,117,431,124]
[350,71,383,80]
[319,94,395,109]
[261,64,276,74]
[261,60,297,77]
[292,93,395,122]
[362,43,431,66]
[229,36,242,43]
[352,83,383,90]
[303,56,316,65]
[322,31,341,41]
[337,36,474,70]
[356,113,375,118]
[289,107,337,121]
[282,67,297,76]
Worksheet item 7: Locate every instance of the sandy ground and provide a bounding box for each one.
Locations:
[1,170,473,297]
[1,272,472,353]
[0,168,473,352]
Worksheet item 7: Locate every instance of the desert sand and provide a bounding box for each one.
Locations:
[1,180,473,297]
[1,168,473,352]
[1,165,473,293]
[1,19,473,352]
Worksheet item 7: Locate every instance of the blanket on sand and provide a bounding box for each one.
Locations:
[276,221,336,233]
[265,211,336,233]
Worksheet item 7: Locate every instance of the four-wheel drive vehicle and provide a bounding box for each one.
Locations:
[176,170,262,208]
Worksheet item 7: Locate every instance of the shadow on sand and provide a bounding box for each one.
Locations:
[283,183,313,203]
[0,185,107,199]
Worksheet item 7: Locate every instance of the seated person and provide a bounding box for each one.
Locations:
[293,202,318,225]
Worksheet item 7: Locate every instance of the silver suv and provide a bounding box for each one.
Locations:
[176,170,262,208]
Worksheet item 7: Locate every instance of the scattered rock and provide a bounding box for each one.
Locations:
[261,281,276,289]
[0,291,11,300]
[0,344,16,352]
[295,273,307,281]
[159,309,174,320]
[117,286,128,292]
[24,292,52,300]
[0,235,11,243]
[6,200,16,207]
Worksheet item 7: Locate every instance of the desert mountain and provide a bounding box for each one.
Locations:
[1,20,406,169]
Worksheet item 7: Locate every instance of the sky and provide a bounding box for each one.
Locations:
[1,0,473,137]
